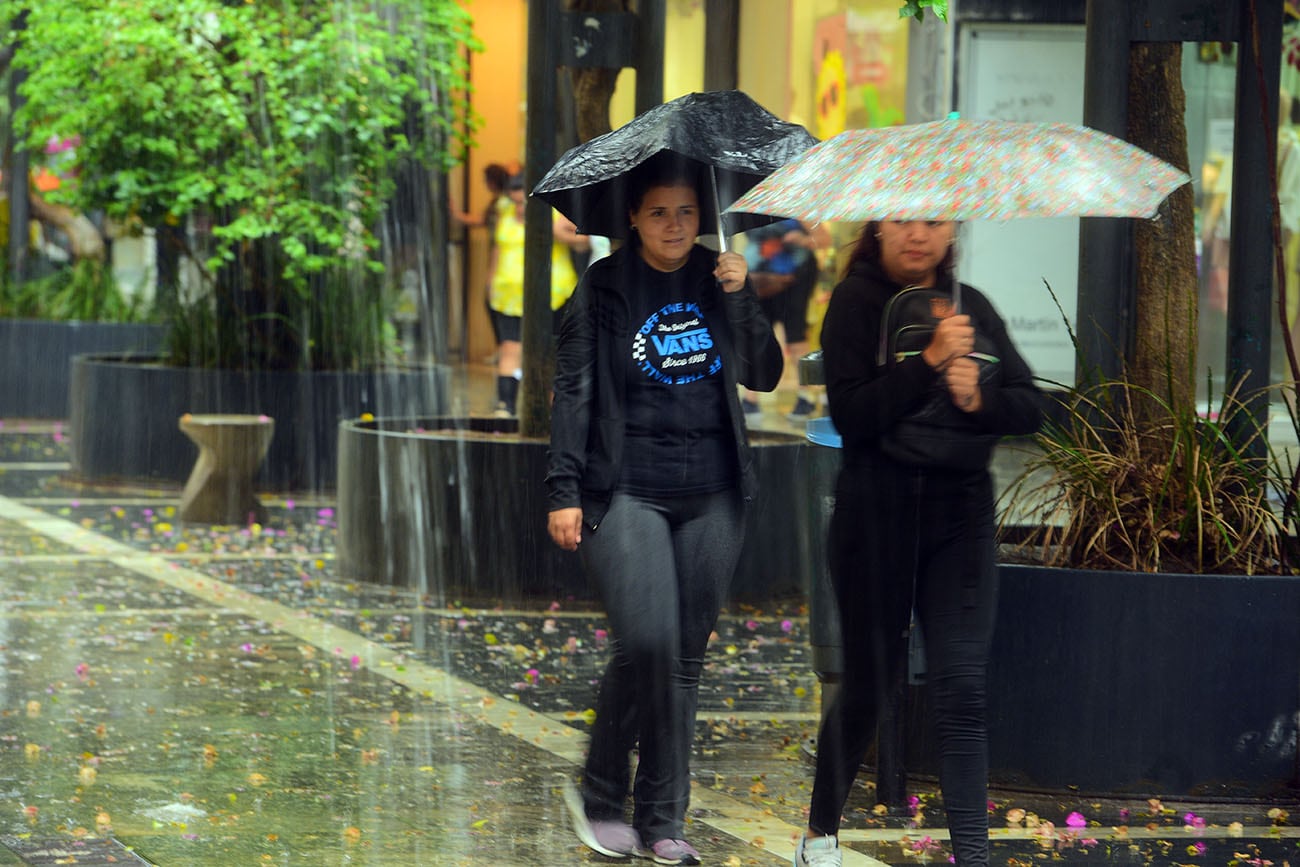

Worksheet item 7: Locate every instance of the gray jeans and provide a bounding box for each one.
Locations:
[578,488,745,845]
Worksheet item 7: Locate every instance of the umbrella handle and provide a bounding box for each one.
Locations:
[710,165,727,253]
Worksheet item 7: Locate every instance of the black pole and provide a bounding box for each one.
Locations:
[1226,0,1283,453]
[703,0,739,92]
[1077,0,1132,382]
[458,45,475,363]
[7,10,29,284]
[635,0,665,114]
[520,0,560,437]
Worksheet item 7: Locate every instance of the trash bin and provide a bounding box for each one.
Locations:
[798,350,908,807]
[798,352,843,685]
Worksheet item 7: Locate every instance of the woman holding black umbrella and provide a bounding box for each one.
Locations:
[546,154,783,865]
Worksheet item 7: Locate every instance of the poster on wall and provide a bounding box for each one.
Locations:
[957,24,1086,388]
[813,7,908,139]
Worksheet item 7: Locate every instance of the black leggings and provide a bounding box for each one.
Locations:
[808,467,997,867]
[577,488,745,846]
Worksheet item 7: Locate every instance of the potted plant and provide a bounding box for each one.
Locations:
[0,0,477,487]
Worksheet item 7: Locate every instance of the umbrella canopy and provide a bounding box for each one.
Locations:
[724,118,1191,224]
[532,90,817,240]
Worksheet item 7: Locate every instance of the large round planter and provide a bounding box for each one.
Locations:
[0,319,164,418]
[68,354,451,491]
[335,417,837,602]
[887,564,1300,799]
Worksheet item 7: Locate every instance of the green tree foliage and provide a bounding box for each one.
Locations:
[1,1,476,369]
[898,0,948,22]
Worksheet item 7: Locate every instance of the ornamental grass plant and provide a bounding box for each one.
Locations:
[0,257,154,323]
[999,373,1293,575]
[998,280,1299,576]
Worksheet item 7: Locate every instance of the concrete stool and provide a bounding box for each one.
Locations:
[178,413,275,524]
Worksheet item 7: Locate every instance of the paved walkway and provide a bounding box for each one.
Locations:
[0,371,1297,865]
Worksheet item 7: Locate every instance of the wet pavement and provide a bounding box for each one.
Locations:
[1,372,1298,866]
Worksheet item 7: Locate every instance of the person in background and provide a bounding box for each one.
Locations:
[793,220,1044,867]
[452,162,512,234]
[452,162,512,357]
[547,155,782,866]
[486,170,589,416]
[740,218,830,420]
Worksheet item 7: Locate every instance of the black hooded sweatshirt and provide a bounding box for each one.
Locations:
[820,257,1044,496]
[546,241,783,529]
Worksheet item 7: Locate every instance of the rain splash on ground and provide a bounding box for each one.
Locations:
[0,412,1297,866]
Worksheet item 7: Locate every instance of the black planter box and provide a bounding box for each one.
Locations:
[979,564,1300,797]
[0,320,164,418]
[69,354,450,491]
[876,564,1300,799]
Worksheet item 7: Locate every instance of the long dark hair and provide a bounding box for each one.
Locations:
[844,221,956,280]
[625,154,704,225]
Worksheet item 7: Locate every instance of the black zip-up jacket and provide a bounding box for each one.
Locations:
[546,242,784,529]
[822,258,1044,473]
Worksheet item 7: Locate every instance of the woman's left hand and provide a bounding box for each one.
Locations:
[945,357,983,413]
[714,250,748,293]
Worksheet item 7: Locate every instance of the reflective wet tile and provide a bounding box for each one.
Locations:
[0,430,71,462]
[0,836,153,865]
[0,470,83,499]
[30,503,335,556]
[0,560,197,609]
[423,609,820,719]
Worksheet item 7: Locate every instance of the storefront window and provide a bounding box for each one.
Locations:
[1187,29,1300,408]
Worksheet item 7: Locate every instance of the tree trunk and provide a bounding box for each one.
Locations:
[519,0,627,438]
[566,0,626,145]
[1127,42,1197,415]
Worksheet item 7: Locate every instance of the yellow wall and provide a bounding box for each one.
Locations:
[664,2,706,102]
[738,3,797,120]
[457,0,527,362]
[608,1,707,129]
[741,0,909,135]
[458,0,527,220]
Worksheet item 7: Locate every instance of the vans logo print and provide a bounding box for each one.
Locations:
[631,301,722,385]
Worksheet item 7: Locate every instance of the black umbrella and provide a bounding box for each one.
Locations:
[531,90,817,248]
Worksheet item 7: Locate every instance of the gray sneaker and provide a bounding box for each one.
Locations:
[794,833,841,867]
[561,777,641,858]
[641,838,700,865]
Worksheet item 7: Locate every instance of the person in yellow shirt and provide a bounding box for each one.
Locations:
[487,170,589,416]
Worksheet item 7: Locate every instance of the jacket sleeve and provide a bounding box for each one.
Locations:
[722,279,784,392]
[821,274,945,449]
[545,271,596,511]
[964,290,1046,436]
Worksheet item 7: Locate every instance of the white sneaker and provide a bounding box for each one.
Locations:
[794,833,841,867]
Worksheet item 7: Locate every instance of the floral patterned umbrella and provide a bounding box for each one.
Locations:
[724,118,1190,224]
